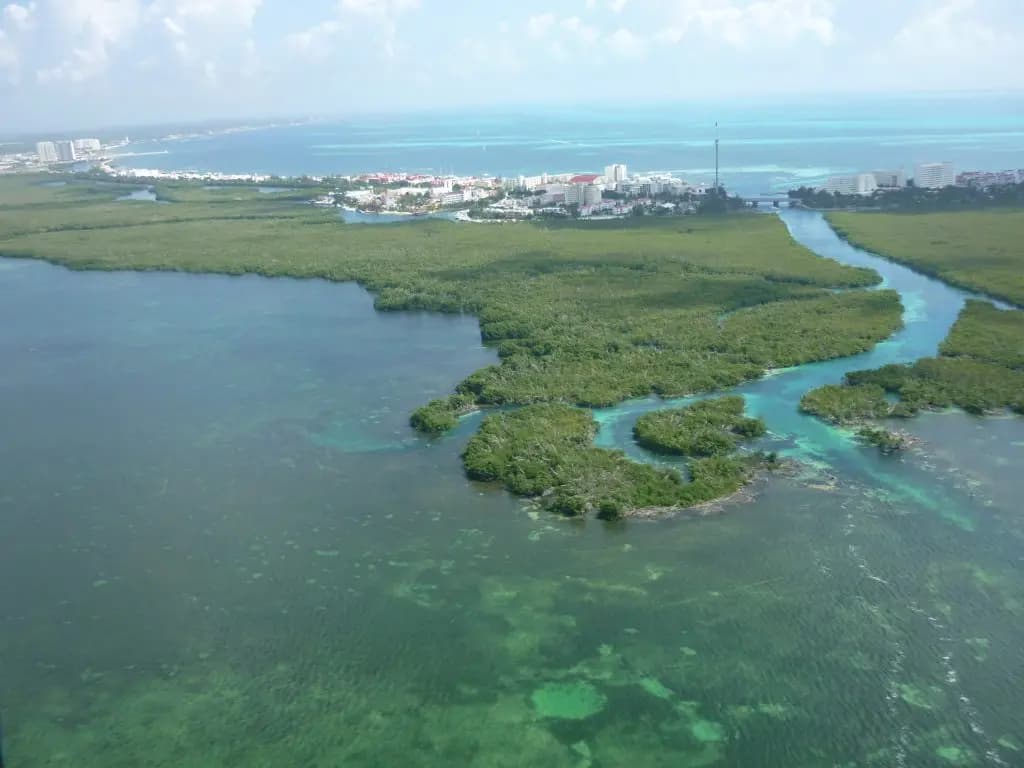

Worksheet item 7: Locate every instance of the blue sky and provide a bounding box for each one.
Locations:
[1,0,1021,132]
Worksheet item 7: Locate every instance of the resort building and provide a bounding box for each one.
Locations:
[438,189,473,206]
[502,173,548,191]
[74,138,102,154]
[54,140,77,162]
[36,141,58,163]
[823,173,878,196]
[914,162,955,189]
[565,182,603,206]
[568,174,602,186]
[604,164,627,184]
[957,169,1024,188]
[871,170,905,188]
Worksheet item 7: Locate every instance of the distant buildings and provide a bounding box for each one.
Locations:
[565,183,603,206]
[54,140,77,162]
[824,173,879,196]
[74,138,102,154]
[34,137,98,164]
[502,173,549,191]
[436,189,473,206]
[383,186,430,205]
[36,141,58,163]
[819,168,908,196]
[872,170,905,189]
[956,169,1023,188]
[604,164,627,184]
[914,162,955,189]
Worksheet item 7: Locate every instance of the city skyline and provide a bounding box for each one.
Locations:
[1,0,1023,133]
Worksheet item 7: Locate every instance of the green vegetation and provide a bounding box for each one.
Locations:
[149,180,318,204]
[0,174,906,514]
[828,209,1024,307]
[462,404,761,519]
[633,396,766,456]
[409,394,476,434]
[939,299,1024,368]
[800,383,890,423]
[0,174,900,413]
[846,358,1024,417]
[801,300,1024,422]
[790,180,1024,212]
[856,426,906,454]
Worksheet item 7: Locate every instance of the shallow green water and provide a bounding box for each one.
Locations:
[2,213,1023,767]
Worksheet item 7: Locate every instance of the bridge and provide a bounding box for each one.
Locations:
[744,194,793,207]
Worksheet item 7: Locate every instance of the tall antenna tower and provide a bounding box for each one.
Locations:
[714,122,720,192]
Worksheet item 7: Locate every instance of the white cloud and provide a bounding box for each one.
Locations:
[561,15,599,44]
[892,0,994,56]
[3,2,35,31]
[607,26,643,57]
[62,0,142,43]
[159,0,263,28]
[654,27,683,44]
[0,2,35,82]
[872,0,1019,90]
[608,0,628,12]
[335,0,419,58]
[340,0,419,14]
[527,12,556,39]
[146,0,264,83]
[0,29,17,80]
[162,16,184,36]
[240,36,259,76]
[37,45,109,83]
[659,0,835,48]
[37,0,141,83]
[459,34,520,77]
[285,19,342,61]
[528,12,598,52]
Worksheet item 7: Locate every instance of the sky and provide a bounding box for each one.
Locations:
[0,0,1022,133]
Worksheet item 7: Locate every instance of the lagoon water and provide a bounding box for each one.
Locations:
[2,211,1024,766]
[113,93,1024,195]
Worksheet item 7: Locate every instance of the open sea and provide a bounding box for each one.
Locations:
[111,93,1024,194]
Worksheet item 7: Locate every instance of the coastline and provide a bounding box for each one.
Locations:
[3,174,1019,528]
[0,179,907,520]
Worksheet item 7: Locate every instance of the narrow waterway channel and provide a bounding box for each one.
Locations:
[596,208,1015,531]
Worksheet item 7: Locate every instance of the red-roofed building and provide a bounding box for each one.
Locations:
[569,173,602,184]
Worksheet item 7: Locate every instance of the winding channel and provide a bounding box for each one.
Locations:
[595,208,1016,530]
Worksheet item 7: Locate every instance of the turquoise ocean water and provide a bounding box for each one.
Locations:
[112,93,1024,194]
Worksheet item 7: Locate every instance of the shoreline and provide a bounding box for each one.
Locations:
[3,176,1018,526]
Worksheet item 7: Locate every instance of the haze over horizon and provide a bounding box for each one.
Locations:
[1,0,1023,134]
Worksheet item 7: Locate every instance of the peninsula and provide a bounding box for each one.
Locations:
[0,173,902,518]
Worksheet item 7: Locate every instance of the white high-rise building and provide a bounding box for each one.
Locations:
[604,164,627,184]
[565,183,603,206]
[36,141,58,163]
[872,170,905,189]
[74,138,102,154]
[824,173,878,196]
[54,140,77,162]
[914,162,955,189]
